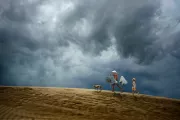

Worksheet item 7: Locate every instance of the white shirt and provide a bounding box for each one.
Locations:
[110,75,118,84]
[132,81,136,88]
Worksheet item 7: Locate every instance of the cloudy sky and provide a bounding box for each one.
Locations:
[0,0,180,99]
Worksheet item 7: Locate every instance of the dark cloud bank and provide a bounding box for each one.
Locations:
[0,0,180,99]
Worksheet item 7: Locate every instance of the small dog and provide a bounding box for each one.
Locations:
[93,85,102,92]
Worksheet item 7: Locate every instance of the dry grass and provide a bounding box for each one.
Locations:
[0,86,180,120]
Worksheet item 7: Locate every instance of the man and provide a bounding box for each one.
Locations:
[111,70,122,93]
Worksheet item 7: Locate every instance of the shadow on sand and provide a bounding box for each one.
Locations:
[92,90,141,101]
[113,92,123,99]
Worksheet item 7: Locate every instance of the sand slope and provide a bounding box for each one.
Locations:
[0,86,180,120]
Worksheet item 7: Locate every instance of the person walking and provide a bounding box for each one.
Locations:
[132,78,139,95]
[111,70,122,93]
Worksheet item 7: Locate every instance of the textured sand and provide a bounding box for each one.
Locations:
[0,86,180,120]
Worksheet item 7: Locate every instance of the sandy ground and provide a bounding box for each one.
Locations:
[0,86,180,120]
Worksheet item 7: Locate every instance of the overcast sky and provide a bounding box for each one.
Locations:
[0,0,180,99]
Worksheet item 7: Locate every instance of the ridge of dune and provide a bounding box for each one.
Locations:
[0,86,180,120]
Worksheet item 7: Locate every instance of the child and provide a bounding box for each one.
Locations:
[132,78,139,95]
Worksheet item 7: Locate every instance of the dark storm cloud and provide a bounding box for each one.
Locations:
[0,25,68,86]
[0,0,180,99]
[0,0,43,22]
[63,0,115,55]
[64,0,164,63]
[114,4,160,64]
[169,32,180,59]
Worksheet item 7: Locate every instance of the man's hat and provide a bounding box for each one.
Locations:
[112,70,117,73]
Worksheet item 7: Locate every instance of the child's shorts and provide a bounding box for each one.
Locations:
[132,87,136,91]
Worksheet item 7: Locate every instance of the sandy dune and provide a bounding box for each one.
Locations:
[0,86,180,120]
